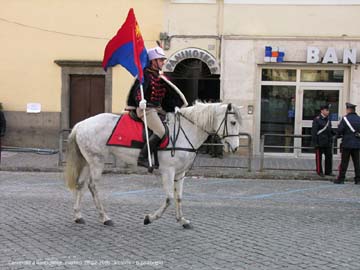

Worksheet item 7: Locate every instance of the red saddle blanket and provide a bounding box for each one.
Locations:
[106,114,169,149]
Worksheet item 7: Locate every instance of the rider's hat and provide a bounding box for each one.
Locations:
[147,46,166,61]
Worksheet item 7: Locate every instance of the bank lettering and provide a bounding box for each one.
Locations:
[307,47,357,64]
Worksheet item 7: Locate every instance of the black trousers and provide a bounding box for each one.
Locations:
[337,148,360,182]
[315,147,332,175]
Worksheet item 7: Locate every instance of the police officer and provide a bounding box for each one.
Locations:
[311,104,334,176]
[335,102,360,184]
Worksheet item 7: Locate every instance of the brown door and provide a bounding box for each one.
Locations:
[70,75,105,128]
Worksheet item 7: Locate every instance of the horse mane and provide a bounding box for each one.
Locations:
[179,101,242,132]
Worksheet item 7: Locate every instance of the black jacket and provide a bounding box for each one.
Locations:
[311,114,333,147]
[126,69,152,108]
[0,111,6,137]
[337,112,360,149]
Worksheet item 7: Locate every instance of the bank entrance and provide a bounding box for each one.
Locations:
[260,66,347,156]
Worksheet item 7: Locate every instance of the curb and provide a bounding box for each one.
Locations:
[0,165,336,181]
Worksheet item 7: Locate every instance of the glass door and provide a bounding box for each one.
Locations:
[298,87,341,155]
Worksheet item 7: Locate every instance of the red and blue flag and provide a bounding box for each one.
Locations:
[102,8,148,82]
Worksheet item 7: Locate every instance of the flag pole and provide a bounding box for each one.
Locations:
[139,84,152,170]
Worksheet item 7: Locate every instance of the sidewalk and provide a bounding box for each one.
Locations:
[0,150,355,181]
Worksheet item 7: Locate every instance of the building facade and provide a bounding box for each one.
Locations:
[1,0,360,157]
[0,0,163,148]
[163,0,360,156]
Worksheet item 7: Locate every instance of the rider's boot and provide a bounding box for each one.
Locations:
[137,134,161,168]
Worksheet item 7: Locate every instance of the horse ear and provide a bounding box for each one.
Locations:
[227,103,232,111]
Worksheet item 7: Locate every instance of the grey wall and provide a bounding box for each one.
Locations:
[2,111,60,148]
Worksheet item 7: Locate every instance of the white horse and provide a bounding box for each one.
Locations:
[65,102,242,228]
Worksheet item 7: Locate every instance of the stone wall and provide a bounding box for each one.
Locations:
[2,111,60,149]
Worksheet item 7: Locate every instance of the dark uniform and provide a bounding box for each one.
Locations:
[0,110,5,137]
[0,105,6,164]
[336,102,360,184]
[127,67,184,112]
[311,105,333,176]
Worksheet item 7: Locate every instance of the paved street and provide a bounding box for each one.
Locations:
[1,172,360,270]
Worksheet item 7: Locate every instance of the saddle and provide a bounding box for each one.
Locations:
[106,112,169,167]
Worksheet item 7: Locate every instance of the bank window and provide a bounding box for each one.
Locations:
[300,70,344,82]
[302,90,339,121]
[262,69,296,82]
[261,85,296,153]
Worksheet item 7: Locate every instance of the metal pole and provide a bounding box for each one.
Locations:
[247,135,252,172]
[331,136,335,173]
[260,134,264,172]
[58,131,63,166]
[140,84,152,169]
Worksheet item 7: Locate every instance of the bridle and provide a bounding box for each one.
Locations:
[164,103,240,156]
[213,103,240,139]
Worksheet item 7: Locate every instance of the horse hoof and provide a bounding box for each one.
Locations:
[75,218,85,224]
[182,223,193,229]
[104,220,114,226]
[144,215,151,225]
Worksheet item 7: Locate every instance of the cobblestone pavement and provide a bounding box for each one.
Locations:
[1,172,360,270]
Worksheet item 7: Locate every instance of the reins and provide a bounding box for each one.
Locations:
[161,112,199,157]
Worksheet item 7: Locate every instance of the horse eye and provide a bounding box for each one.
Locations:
[231,121,236,126]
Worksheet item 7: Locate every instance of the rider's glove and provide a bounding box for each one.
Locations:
[139,99,147,110]
[174,106,181,114]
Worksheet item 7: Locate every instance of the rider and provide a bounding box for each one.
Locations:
[127,46,185,168]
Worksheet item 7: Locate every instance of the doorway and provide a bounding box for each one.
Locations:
[70,75,105,128]
[260,67,346,155]
[165,58,220,105]
[299,87,341,155]
[55,60,112,131]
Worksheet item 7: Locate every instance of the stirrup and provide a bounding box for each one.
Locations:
[137,158,156,173]
[137,158,149,168]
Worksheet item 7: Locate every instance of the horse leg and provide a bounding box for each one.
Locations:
[174,172,192,229]
[73,166,89,224]
[87,162,113,226]
[144,169,175,225]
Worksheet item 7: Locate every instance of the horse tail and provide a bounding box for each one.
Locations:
[65,127,86,190]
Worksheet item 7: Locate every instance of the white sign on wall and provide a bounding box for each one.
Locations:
[307,47,357,64]
[26,103,41,113]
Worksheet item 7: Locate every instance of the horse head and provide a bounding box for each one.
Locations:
[178,101,243,153]
[213,103,242,153]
